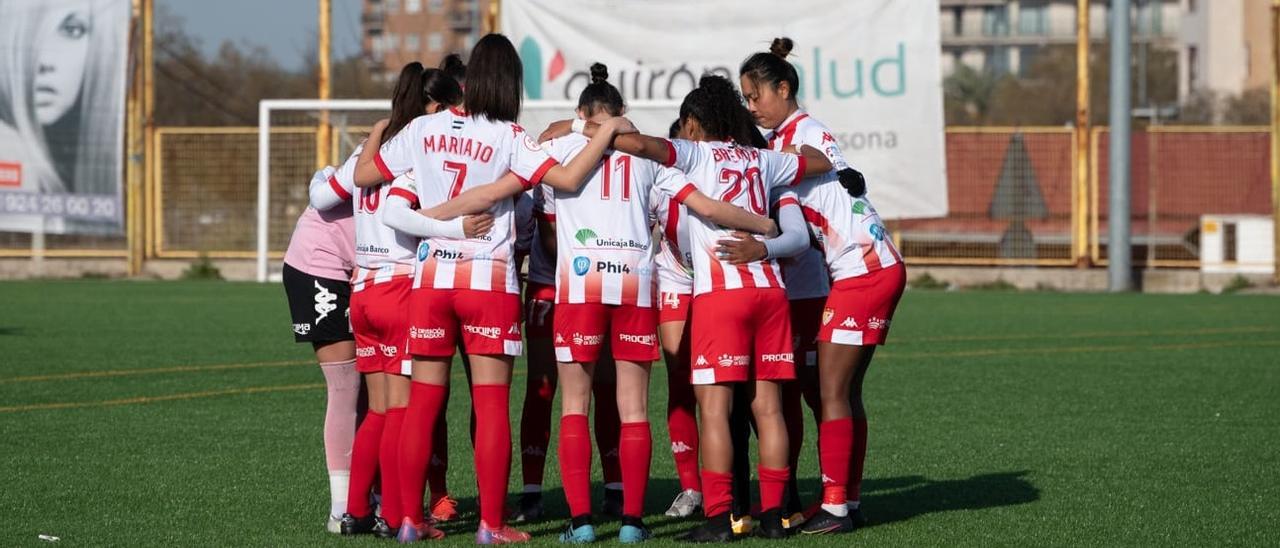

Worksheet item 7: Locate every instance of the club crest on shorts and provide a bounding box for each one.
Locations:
[572,256,591,276]
[417,241,430,261]
[822,307,835,325]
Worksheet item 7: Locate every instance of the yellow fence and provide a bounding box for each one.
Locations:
[1,126,1275,270]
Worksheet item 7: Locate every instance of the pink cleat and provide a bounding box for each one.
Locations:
[475,520,531,544]
[396,517,445,543]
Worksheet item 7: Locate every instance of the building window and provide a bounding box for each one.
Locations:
[385,0,400,13]
[952,7,964,36]
[385,32,399,50]
[1017,3,1047,36]
[405,0,421,14]
[982,5,1009,37]
[429,0,444,13]
[989,46,1011,76]
[428,32,444,52]
[1018,46,1039,76]
[1188,45,1199,90]
[404,33,420,52]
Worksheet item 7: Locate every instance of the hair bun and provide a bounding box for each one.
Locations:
[589,62,609,84]
[770,37,794,58]
[440,53,464,72]
[698,74,734,96]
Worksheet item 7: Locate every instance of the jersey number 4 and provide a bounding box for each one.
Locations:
[719,167,766,215]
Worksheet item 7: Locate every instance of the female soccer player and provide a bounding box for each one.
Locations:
[350,34,636,544]
[740,37,906,534]
[282,168,357,537]
[317,62,482,539]
[564,74,833,541]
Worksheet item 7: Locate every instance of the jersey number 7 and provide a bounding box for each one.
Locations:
[443,161,468,199]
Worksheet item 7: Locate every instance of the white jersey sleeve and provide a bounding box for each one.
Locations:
[758,149,806,190]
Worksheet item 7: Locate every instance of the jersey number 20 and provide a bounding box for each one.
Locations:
[719,167,766,215]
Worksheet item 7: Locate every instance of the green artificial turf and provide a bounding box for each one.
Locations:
[1,281,1277,546]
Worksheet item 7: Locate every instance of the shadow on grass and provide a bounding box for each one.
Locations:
[859,471,1040,525]
[0,326,22,336]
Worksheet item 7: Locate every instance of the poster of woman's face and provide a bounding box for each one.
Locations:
[0,0,128,235]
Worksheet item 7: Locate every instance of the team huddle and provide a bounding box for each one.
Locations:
[282,34,905,544]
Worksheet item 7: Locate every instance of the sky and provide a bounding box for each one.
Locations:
[164,0,365,71]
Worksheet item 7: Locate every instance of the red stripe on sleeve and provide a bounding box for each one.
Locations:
[673,183,697,204]
[663,139,677,167]
[528,158,557,186]
[773,196,799,209]
[373,152,394,182]
[790,154,807,186]
[388,186,419,208]
[328,175,352,201]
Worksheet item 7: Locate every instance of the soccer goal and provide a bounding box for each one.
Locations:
[256,99,680,282]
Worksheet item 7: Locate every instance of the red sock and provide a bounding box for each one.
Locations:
[619,422,652,518]
[849,418,868,503]
[820,418,853,505]
[346,410,385,517]
[666,366,701,492]
[379,407,406,527]
[428,406,449,500]
[472,384,512,527]
[519,373,556,487]
[558,414,592,518]
[758,466,790,512]
[593,382,622,486]
[701,469,733,518]
[398,382,445,526]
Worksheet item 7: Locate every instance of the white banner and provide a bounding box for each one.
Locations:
[503,0,947,220]
[0,0,130,234]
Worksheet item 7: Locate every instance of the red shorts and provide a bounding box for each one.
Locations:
[790,297,826,368]
[658,290,692,325]
[350,277,412,375]
[819,263,906,346]
[524,282,556,339]
[408,288,523,357]
[553,303,660,363]
[689,288,794,385]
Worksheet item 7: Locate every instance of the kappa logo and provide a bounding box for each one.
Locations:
[841,317,859,328]
[464,324,502,340]
[292,323,311,335]
[821,474,836,485]
[695,355,709,367]
[867,316,889,330]
[555,333,566,344]
[822,307,835,325]
[313,281,338,323]
[671,441,694,454]
[572,256,591,276]
[821,132,837,144]
[509,324,521,335]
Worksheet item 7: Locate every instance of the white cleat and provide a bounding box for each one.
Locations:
[664,489,703,518]
[326,514,342,534]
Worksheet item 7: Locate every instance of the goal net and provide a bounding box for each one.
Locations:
[257,99,680,282]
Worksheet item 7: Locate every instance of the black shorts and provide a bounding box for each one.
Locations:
[282,262,353,344]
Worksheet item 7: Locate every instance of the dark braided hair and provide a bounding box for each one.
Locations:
[440,53,466,85]
[739,37,800,98]
[578,62,625,117]
[678,74,766,147]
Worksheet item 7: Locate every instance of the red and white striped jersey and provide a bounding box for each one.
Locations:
[348,162,421,291]
[543,133,664,307]
[656,138,805,296]
[373,108,558,294]
[525,186,556,286]
[773,111,900,280]
[650,183,693,295]
[764,111,834,301]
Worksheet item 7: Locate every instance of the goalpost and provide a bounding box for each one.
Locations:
[256,98,680,282]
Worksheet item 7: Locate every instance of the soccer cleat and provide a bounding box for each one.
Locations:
[339,513,381,535]
[396,517,446,543]
[781,511,806,531]
[601,488,624,518]
[799,508,853,535]
[430,494,460,522]
[374,518,397,539]
[729,513,753,536]
[326,515,342,534]
[557,522,597,544]
[476,520,531,544]
[753,509,788,539]
[665,489,703,518]
[619,523,653,544]
[677,513,735,543]
[509,492,545,523]
[848,506,868,528]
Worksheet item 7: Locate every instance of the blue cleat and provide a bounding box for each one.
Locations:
[619,524,653,544]
[558,522,596,544]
